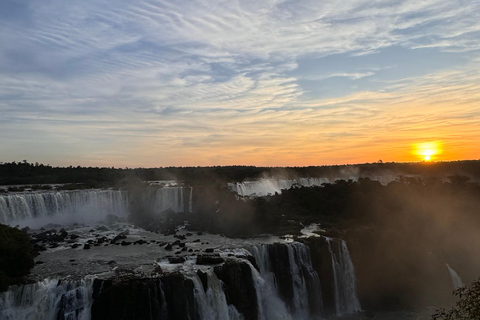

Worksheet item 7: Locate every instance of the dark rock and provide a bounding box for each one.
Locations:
[96,237,107,244]
[235,255,259,271]
[197,270,208,292]
[35,261,44,265]
[111,232,128,244]
[267,243,294,308]
[205,248,214,253]
[33,243,46,253]
[121,241,131,246]
[59,228,68,238]
[214,260,258,320]
[178,242,186,248]
[186,233,193,237]
[165,243,173,251]
[91,279,167,320]
[83,244,91,250]
[49,243,59,248]
[96,226,109,232]
[197,232,204,236]
[300,237,338,316]
[69,234,79,240]
[161,273,197,320]
[196,255,224,265]
[192,239,201,243]
[71,244,80,249]
[168,257,186,264]
[175,251,182,254]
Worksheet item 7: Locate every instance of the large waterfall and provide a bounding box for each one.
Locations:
[153,187,193,213]
[0,190,128,227]
[0,241,361,320]
[228,178,330,197]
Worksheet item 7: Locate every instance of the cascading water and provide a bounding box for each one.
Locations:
[248,242,323,320]
[0,190,128,227]
[0,278,93,320]
[0,239,361,320]
[228,178,329,197]
[325,237,361,315]
[190,271,241,320]
[446,264,464,289]
[153,187,193,213]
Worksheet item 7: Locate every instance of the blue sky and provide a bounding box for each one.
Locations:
[1,0,479,166]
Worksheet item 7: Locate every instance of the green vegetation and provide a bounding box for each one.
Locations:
[433,279,480,319]
[1,159,480,187]
[0,224,34,291]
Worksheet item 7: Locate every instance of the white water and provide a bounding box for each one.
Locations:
[446,264,464,289]
[0,190,128,227]
[325,237,361,315]
[248,242,324,320]
[0,278,93,320]
[153,187,193,213]
[228,178,329,197]
[191,271,240,320]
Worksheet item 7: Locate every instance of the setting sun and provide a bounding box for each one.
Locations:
[413,142,443,161]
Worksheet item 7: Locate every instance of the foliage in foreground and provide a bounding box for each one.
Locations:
[0,224,34,291]
[433,279,480,320]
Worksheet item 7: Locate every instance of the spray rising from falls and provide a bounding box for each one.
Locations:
[228,178,330,197]
[0,190,128,227]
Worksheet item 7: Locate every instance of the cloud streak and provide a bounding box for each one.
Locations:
[0,0,479,166]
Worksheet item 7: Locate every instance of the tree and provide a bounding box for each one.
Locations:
[433,279,480,319]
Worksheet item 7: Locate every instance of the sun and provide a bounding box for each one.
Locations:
[413,141,442,162]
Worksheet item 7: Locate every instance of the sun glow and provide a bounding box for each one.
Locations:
[413,142,443,161]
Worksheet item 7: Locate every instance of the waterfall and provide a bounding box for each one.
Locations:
[446,264,464,289]
[228,178,329,197]
[0,278,93,320]
[153,187,193,213]
[248,242,323,320]
[1,240,360,320]
[0,190,128,227]
[190,271,236,320]
[325,238,361,315]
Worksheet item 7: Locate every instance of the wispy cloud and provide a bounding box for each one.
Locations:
[0,0,479,166]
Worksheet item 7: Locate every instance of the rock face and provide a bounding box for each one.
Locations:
[301,237,361,316]
[214,260,258,320]
[91,278,167,320]
[300,237,336,314]
[265,243,294,308]
[91,273,200,320]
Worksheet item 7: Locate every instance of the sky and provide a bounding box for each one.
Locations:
[1,0,479,167]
